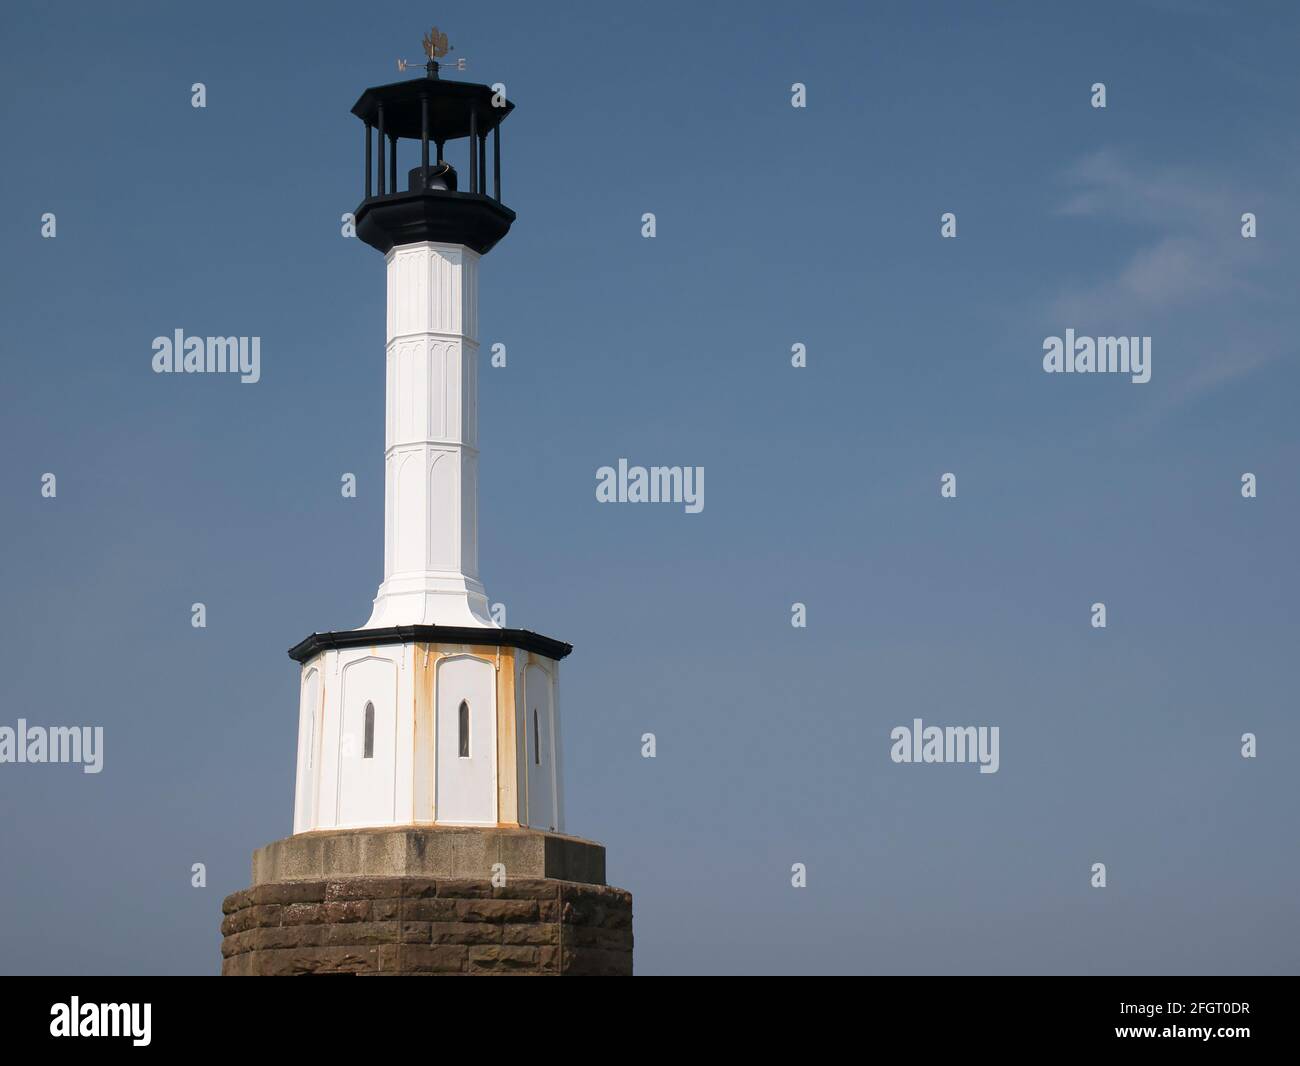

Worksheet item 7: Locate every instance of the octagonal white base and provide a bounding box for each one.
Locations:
[292,638,563,837]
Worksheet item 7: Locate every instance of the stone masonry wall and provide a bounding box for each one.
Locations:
[221,877,632,976]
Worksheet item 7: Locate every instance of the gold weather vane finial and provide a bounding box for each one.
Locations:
[397,27,463,75]
[422,27,452,60]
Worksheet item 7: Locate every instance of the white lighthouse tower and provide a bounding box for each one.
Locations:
[285,57,568,836]
[221,41,631,976]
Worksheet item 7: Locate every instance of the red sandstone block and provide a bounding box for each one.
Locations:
[256,946,380,976]
[435,879,494,898]
[323,900,371,923]
[248,904,284,929]
[561,882,622,901]
[401,878,439,899]
[558,889,631,931]
[253,925,329,951]
[502,923,559,946]
[399,921,433,943]
[254,881,328,906]
[403,945,468,974]
[222,889,252,916]
[468,945,540,972]
[491,880,560,900]
[325,921,400,946]
[566,924,633,950]
[372,898,401,921]
[561,947,632,977]
[280,903,324,926]
[600,910,633,930]
[456,899,539,923]
[326,877,402,901]
[220,930,254,958]
[429,922,503,946]
[403,898,459,922]
[221,952,253,977]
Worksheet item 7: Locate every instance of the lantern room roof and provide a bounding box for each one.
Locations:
[351,77,513,141]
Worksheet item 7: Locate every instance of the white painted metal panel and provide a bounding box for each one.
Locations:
[337,656,398,827]
[436,655,496,825]
[293,667,320,834]
[524,663,556,831]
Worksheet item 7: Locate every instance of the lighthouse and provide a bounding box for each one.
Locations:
[221,35,633,976]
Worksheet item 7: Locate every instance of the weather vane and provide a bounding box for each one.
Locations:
[423,27,451,59]
[397,25,466,78]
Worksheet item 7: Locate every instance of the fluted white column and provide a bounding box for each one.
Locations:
[363,241,495,629]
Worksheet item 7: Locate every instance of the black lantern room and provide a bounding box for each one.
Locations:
[351,66,515,255]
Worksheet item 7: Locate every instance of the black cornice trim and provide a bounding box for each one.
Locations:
[354,191,515,255]
[288,626,572,664]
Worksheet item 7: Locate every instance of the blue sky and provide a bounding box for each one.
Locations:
[0,0,1297,974]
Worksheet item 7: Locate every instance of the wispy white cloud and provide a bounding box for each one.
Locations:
[1043,149,1294,420]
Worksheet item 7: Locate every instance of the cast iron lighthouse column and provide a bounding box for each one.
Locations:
[220,50,632,976]
[366,241,490,628]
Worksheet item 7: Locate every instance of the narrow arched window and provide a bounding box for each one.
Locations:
[306,709,314,770]
[458,700,470,758]
[533,708,541,765]
[363,701,375,759]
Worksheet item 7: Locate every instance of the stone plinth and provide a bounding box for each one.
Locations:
[221,828,632,976]
[253,826,607,885]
